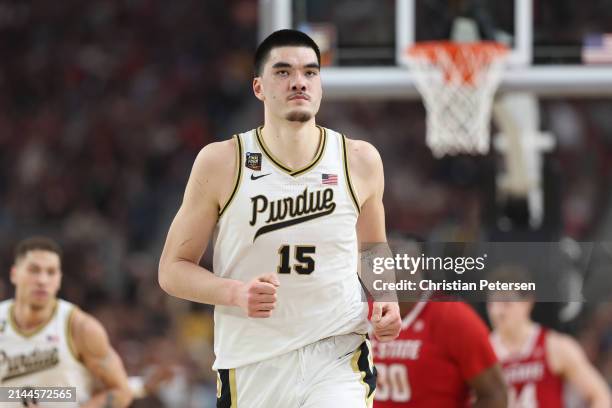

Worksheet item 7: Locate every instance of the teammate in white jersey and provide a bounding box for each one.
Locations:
[159,29,401,407]
[1,237,132,407]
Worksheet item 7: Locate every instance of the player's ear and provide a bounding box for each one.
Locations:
[253,77,265,102]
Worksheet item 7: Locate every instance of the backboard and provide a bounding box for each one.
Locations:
[259,0,612,98]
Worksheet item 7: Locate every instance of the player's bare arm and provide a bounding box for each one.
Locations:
[547,332,611,408]
[468,365,508,408]
[158,139,279,317]
[347,138,401,342]
[70,310,132,408]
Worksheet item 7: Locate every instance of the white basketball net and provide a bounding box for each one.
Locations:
[405,42,508,158]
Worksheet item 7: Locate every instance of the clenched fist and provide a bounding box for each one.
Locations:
[371,302,401,342]
[233,273,280,318]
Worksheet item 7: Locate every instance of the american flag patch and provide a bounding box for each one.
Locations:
[583,33,612,64]
[322,173,338,185]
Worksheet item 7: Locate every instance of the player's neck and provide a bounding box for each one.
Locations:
[498,320,536,352]
[260,118,320,170]
[12,298,57,333]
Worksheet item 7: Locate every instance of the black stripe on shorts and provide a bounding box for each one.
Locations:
[358,340,377,398]
[217,369,233,408]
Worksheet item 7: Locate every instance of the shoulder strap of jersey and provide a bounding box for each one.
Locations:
[340,133,361,213]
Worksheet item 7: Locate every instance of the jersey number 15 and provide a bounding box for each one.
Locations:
[277,245,315,275]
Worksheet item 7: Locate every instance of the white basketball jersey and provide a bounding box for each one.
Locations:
[0,299,94,407]
[212,126,369,369]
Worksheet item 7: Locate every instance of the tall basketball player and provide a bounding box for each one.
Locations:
[487,268,610,408]
[158,29,402,407]
[373,300,508,407]
[0,237,132,407]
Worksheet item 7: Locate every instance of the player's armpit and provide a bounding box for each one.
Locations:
[467,364,508,408]
[549,333,611,408]
[71,311,132,408]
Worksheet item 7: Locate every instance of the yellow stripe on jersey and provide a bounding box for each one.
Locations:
[341,134,361,214]
[255,126,327,177]
[9,300,59,338]
[219,134,244,217]
[291,127,327,176]
[66,306,80,360]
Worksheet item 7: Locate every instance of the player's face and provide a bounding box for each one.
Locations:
[487,296,533,332]
[253,46,322,123]
[10,250,62,309]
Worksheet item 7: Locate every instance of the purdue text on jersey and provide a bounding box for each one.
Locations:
[250,187,336,240]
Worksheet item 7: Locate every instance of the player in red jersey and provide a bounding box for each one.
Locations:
[487,268,611,408]
[372,299,508,407]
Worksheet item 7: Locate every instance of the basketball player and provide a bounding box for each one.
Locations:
[0,236,133,407]
[373,299,508,407]
[158,29,402,407]
[487,267,611,408]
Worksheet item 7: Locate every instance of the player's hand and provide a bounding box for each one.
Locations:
[370,302,401,342]
[234,273,279,318]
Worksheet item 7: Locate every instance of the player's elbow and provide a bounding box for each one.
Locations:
[157,257,174,295]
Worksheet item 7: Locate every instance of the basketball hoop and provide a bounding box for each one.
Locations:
[405,41,509,157]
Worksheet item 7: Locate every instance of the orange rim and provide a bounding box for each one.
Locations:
[406,41,508,85]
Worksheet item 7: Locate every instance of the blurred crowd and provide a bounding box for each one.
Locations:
[0,1,257,406]
[0,1,611,406]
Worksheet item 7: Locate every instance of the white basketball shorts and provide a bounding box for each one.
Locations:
[216,333,376,408]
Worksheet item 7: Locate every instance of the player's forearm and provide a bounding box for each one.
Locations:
[359,243,398,302]
[158,258,243,306]
[79,388,132,408]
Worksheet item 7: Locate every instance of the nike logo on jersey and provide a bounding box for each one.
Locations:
[250,188,336,241]
[250,173,271,181]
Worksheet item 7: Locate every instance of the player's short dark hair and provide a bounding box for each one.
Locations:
[254,29,321,77]
[14,236,63,262]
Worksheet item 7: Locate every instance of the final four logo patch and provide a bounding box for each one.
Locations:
[246,152,262,171]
